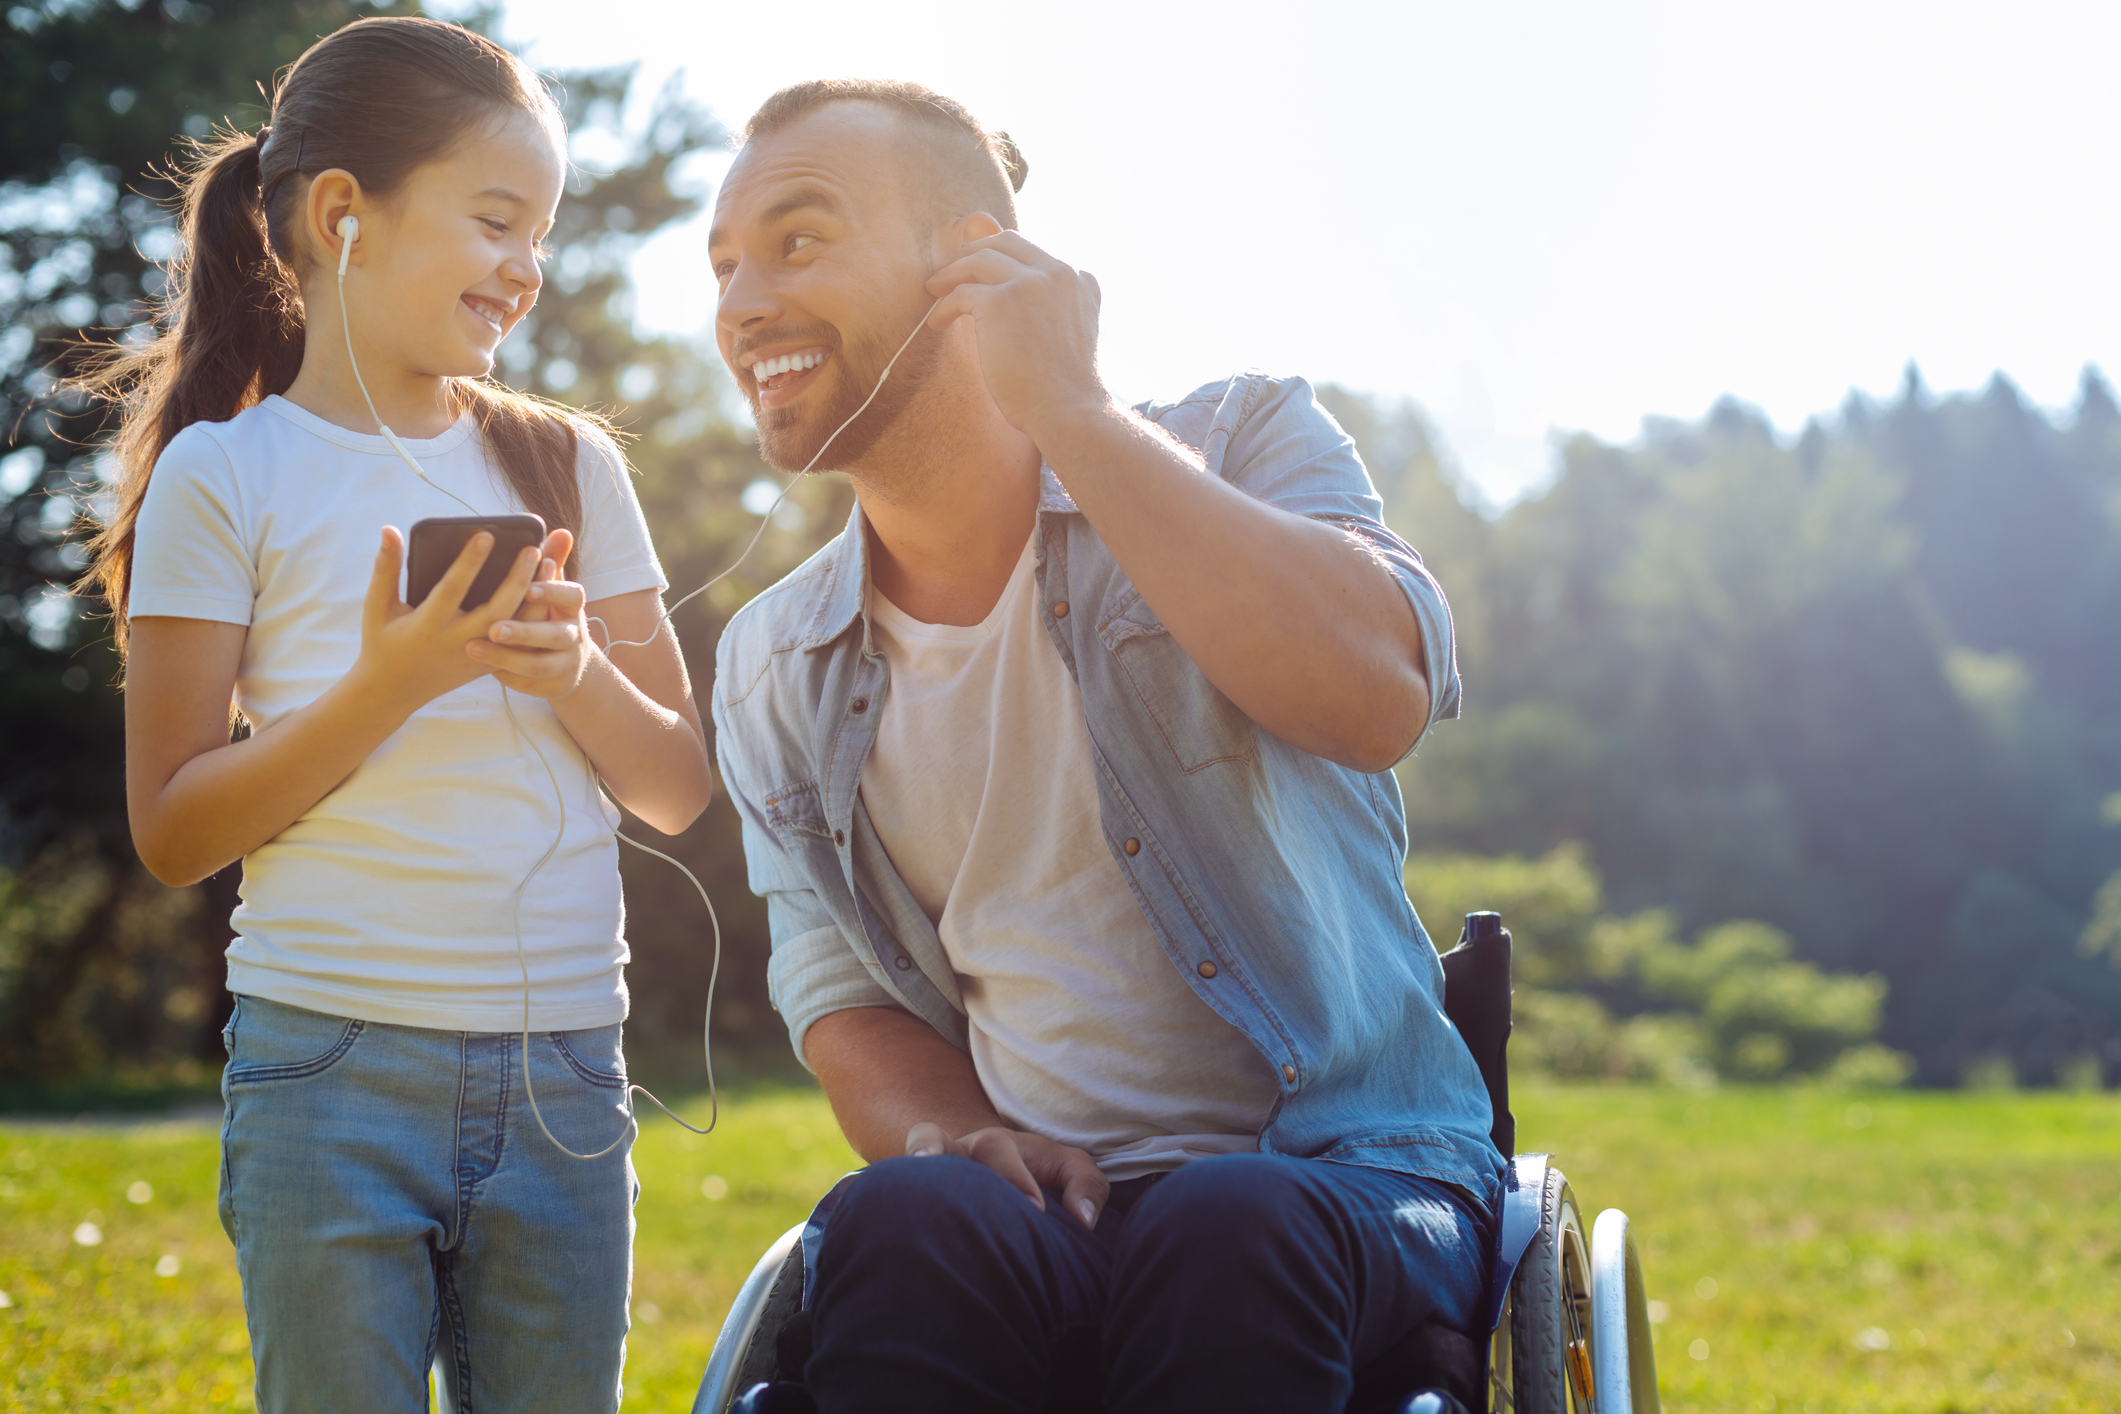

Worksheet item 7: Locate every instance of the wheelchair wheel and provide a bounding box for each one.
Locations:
[1589,1208,1661,1414]
[732,1241,805,1394]
[694,1223,806,1414]
[1504,1163,1595,1414]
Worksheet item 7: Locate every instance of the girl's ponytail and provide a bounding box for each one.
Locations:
[80,128,303,651]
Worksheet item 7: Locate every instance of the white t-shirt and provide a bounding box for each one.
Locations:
[861,535,1280,1179]
[128,394,667,1031]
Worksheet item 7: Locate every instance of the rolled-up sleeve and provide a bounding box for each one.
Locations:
[1211,374,1462,756]
[762,907,899,1071]
[711,650,901,1071]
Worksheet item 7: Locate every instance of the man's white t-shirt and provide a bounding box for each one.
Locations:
[128,394,666,1031]
[861,535,1280,1179]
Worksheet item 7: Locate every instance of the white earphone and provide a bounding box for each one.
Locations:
[333,211,456,501]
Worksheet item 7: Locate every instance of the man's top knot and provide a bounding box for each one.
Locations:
[991,131,1028,194]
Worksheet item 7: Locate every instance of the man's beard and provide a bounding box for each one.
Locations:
[754,317,943,475]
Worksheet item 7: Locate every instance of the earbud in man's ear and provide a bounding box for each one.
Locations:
[336,215,359,279]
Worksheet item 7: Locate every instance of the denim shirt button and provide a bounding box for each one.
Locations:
[1197,960,1218,979]
[850,697,869,714]
[893,955,912,971]
[1123,837,1140,856]
[1281,1064,1298,1084]
[834,829,846,847]
[1051,601,1069,618]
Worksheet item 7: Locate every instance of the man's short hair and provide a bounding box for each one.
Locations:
[741,79,1028,233]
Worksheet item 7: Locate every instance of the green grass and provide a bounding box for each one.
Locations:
[1516,1085,2121,1414]
[2,1083,2116,1411]
[0,1083,862,1411]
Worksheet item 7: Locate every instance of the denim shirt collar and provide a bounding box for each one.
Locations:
[799,466,1082,655]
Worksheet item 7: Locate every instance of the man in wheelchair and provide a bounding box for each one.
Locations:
[709,78,1503,1413]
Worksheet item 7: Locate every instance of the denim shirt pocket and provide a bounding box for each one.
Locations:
[764,777,833,841]
[1096,591,1258,774]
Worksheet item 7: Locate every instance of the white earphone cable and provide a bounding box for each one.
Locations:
[588,298,942,652]
[498,686,721,1158]
[341,217,719,1156]
[337,211,931,1159]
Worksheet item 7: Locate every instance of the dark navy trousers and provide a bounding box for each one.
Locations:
[804,1152,1491,1414]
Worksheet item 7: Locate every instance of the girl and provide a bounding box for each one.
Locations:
[84,18,712,1411]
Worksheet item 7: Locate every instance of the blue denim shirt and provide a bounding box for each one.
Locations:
[711,372,1504,1201]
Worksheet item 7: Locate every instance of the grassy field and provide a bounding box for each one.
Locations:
[2,1083,2116,1412]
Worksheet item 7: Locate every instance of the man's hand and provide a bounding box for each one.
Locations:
[924,224,1109,447]
[904,1121,1110,1230]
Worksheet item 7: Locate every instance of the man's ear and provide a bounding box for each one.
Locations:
[945,210,1006,255]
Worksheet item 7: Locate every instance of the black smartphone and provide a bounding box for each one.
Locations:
[405,514,547,612]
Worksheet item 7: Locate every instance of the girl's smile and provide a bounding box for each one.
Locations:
[326,106,564,416]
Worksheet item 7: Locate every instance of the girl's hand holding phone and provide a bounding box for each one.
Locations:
[469,528,595,700]
[358,525,542,713]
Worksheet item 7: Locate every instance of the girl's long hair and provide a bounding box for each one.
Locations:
[79,16,602,653]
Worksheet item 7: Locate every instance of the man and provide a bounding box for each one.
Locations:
[709,79,1501,1414]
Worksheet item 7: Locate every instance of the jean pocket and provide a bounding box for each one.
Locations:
[550,1027,628,1089]
[221,995,365,1086]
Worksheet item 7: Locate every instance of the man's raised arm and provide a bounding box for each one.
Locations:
[926,226,1435,774]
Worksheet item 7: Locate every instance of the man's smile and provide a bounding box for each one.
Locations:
[748,346,831,407]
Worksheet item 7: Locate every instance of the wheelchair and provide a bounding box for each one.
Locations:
[692,912,1661,1414]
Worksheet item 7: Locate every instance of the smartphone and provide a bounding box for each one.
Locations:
[405,514,548,612]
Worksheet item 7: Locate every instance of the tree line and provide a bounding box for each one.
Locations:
[1339,366,2121,1087]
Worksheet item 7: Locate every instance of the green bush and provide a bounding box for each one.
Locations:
[1820,1042,1917,1089]
[1411,846,1911,1085]
[1403,843,1603,987]
[1605,916,1891,1080]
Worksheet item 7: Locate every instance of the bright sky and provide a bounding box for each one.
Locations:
[490,0,2121,506]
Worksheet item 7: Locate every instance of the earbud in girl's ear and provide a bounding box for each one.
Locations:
[336,216,359,279]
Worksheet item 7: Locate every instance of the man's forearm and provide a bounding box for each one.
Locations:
[1036,402,1430,772]
[806,1006,1001,1163]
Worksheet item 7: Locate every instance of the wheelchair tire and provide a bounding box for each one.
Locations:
[1506,1164,1595,1414]
[696,1223,806,1414]
[731,1241,806,1399]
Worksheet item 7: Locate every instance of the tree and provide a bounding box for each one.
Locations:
[1371,374,2121,1086]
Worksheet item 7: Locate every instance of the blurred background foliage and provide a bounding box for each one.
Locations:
[1343,375,2121,1090]
[1,0,2117,1097]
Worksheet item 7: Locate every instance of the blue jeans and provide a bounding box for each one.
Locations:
[217,995,637,1414]
[806,1153,1492,1413]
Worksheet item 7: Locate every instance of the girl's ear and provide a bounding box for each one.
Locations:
[304,169,366,272]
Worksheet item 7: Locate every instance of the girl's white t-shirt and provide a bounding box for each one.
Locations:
[128,395,667,1032]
